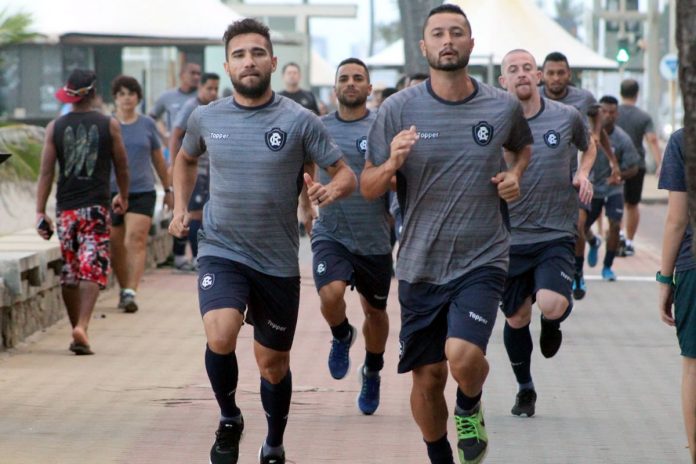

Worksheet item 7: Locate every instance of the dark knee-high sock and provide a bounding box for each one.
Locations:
[503,321,533,388]
[455,388,482,413]
[425,433,454,464]
[205,345,241,420]
[364,350,384,372]
[261,371,292,447]
[188,219,202,257]
[603,250,616,269]
[575,256,584,276]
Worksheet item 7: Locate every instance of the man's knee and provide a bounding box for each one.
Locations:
[412,362,448,395]
[536,289,570,321]
[257,349,290,384]
[319,281,347,309]
[203,310,243,354]
[446,339,488,390]
[506,303,532,329]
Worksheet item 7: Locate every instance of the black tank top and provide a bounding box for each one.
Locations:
[53,111,113,211]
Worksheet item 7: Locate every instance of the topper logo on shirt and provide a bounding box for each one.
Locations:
[265,127,287,151]
[472,121,494,146]
[356,136,368,155]
[543,130,560,148]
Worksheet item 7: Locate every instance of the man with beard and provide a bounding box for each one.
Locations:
[498,49,595,417]
[169,18,356,464]
[361,5,533,463]
[541,52,620,300]
[307,57,392,415]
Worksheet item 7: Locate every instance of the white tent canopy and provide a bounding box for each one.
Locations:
[310,51,336,87]
[0,0,246,44]
[365,0,617,71]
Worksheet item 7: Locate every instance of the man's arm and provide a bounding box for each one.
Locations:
[573,135,597,204]
[150,146,173,210]
[168,126,186,179]
[109,118,130,214]
[36,121,56,238]
[659,190,687,326]
[361,125,418,200]
[492,144,532,201]
[645,131,662,172]
[168,148,198,238]
[298,162,317,235]
[304,158,356,207]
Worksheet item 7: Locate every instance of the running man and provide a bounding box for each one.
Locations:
[541,51,620,299]
[616,78,662,256]
[362,5,533,463]
[498,49,595,417]
[308,57,392,415]
[169,19,356,464]
[584,96,639,281]
[169,72,220,261]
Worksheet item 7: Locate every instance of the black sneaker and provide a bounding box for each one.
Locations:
[511,389,537,417]
[624,243,635,256]
[539,316,562,358]
[117,290,126,309]
[210,418,244,464]
[122,292,138,313]
[572,275,586,300]
[258,446,285,464]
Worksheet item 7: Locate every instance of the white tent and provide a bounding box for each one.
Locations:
[365,0,617,71]
[310,51,336,87]
[0,0,248,44]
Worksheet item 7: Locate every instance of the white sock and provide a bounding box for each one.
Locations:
[626,239,633,247]
[122,288,136,296]
[175,255,188,266]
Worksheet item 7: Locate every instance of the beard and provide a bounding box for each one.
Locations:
[231,73,271,99]
[426,50,470,72]
[337,92,367,108]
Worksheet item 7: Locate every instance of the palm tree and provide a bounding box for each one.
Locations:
[398,0,442,74]
[0,9,36,46]
[676,0,696,249]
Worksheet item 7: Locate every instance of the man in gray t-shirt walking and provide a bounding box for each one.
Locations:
[309,58,392,416]
[362,6,533,464]
[498,49,596,419]
[169,19,356,464]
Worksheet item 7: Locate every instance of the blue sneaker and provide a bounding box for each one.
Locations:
[602,267,616,281]
[572,275,586,300]
[587,237,601,267]
[328,324,357,379]
[357,364,381,415]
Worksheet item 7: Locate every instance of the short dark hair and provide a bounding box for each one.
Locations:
[335,57,370,83]
[282,62,300,74]
[223,18,273,56]
[620,79,639,99]
[409,72,429,82]
[599,95,619,105]
[542,51,570,69]
[201,72,220,85]
[381,87,398,100]
[423,4,471,36]
[111,75,142,101]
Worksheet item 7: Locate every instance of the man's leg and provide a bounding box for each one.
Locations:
[411,362,454,464]
[357,295,389,414]
[62,280,99,351]
[602,218,621,281]
[109,224,127,289]
[255,342,291,461]
[504,300,536,416]
[623,169,644,255]
[682,357,696,464]
[573,208,589,299]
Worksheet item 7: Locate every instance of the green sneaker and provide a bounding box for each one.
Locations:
[455,403,488,464]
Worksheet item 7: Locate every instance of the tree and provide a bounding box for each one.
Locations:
[0,9,36,46]
[676,0,696,252]
[398,0,442,75]
[554,0,582,37]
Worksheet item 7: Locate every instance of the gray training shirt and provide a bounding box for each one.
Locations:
[367,79,533,285]
[540,85,597,117]
[151,88,197,131]
[593,125,640,198]
[182,94,344,277]
[312,110,391,256]
[174,97,209,176]
[509,98,589,245]
[617,104,655,169]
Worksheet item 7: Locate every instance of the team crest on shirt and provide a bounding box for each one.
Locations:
[200,273,215,290]
[472,121,494,146]
[265,127,287,151]
[356,136,368,155]
[316,261,327,276]
[543,130,561,148]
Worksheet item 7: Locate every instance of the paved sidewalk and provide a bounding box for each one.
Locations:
[0,226,688,463]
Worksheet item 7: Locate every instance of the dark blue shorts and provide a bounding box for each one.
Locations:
[197,256,300,351]
[588,193,624,224]
[502,238,575,318]
[312,240,392,309]
[188,174,209,212]
[397,266,506,373]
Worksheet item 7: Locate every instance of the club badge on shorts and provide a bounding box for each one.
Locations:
[316,261,327,276]
[265,127,287,151]
[472,121,494,146]
[200,273,215,290]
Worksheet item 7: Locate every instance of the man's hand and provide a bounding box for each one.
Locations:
[658,282,675,326]
[299,203,317,237]
[607,164,622,185]
[35,213,54,240]
[491,171,520,201]
[573,173,594,205]
[168,210,190,238]
[388,125,418,171]
[112,194,128,215]
[163,190,174,211]
[304,173,339,208]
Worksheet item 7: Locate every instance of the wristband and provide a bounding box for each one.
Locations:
[165,187,173,193]
[656,271,674,285]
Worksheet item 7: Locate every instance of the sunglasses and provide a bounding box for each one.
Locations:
[64,81,95,97]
